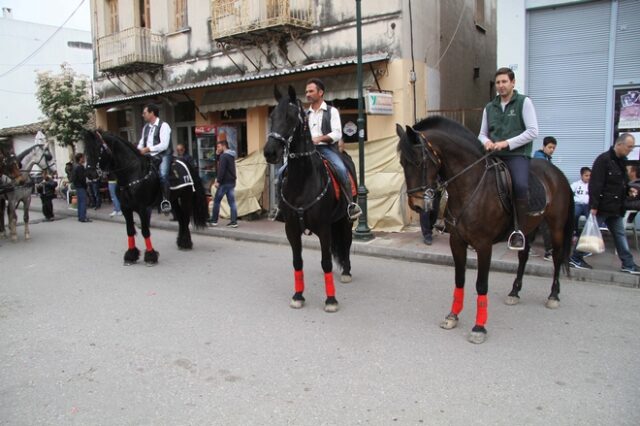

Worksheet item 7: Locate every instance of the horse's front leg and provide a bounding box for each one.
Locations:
[8,203,17,242]
[285,221,305,309]
[468,244,492,344]
[139,208,158,266]
[506,236,532,305]
[0,199,7,239]
[123,209,140,265]
[318,227,338,313]
[440,231,468,330]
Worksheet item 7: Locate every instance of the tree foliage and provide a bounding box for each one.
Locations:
[35,63,92,150]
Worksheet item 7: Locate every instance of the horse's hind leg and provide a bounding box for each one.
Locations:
[440,232,467,330]
[506,237,532,305]
[0,198,6,239]
[546,224,565,310]
[176,194,193,250]
[123,209,140,265]
[333,218,353,283]
[286,223,305,309]
[23,198,31,240]
[8,204,17,242]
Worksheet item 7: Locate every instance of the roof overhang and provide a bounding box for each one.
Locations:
[93,53,389,108]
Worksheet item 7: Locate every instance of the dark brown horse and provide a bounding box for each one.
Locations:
[397,116,574,344]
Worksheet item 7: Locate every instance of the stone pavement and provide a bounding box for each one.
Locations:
[25,197,640,288]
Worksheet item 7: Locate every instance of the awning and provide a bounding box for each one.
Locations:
[93,53,389,107]
[199,72,376,112]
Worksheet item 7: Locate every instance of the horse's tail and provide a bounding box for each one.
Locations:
[561,185,576,276]
[189,164,209,229]
[331,218,352,271]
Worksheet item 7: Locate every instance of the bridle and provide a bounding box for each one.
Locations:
[29,145,56,173]
[90,131,151,188]
[406,130,496,226]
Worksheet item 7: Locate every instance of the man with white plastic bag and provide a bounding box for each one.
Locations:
[569,133,640,273]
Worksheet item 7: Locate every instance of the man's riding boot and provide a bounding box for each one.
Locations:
[342,180,362,221]
[160,181,171,214]
[508,198,528,251]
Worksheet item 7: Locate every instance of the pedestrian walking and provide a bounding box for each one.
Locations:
[107,171,122,217]
[72,153,91,223]
[208,135,238,228]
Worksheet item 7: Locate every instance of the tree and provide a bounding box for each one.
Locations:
[35,63,92,154]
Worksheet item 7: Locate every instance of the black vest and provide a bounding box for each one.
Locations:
[321,105,333,136]
[143,120,172,156]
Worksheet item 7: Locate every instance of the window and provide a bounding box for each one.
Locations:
[474,0,486,31]
[174,0,188,31]
[139,0,150,28]
[106,0,119,34]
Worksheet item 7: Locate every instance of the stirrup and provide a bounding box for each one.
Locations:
[160,199,172,214]
[347,202,362,220]
[507,230,525,251]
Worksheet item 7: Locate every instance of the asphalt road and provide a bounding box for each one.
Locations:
[1,215,639,425]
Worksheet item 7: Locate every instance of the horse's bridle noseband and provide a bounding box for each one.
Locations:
[405,133,443,208]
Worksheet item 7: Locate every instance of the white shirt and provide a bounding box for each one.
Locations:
[307,101,342,145]
[138,117,172,155]
[571,179,590,205]
[478,96,539,150]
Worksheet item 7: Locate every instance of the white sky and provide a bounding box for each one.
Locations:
[0,0,91,31]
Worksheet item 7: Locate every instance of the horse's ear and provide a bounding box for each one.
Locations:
[274,86,282,101]
[395,124,405,138]
[406,125,420,145]
[288,85,297,102]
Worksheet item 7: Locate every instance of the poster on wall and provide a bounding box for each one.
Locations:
[615,88,640,130]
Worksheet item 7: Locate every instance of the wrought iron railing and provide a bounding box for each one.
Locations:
[97,27,164,72]
[211,0,313,40]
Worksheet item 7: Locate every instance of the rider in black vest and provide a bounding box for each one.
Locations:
[138,103,173,214]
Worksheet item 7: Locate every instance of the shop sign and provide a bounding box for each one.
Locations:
[365,90,393,115]
[195,125,216,135]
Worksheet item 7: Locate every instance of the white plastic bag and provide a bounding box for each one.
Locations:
[576,214,605,254]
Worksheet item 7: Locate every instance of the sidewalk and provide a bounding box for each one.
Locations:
[31,197,640,289]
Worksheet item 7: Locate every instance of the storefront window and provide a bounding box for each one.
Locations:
[614,87,640,160]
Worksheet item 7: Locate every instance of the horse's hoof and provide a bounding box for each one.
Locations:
[468,328,487,344]
[324,303,339,313]
[289,299,304,309]
[340,274,352,283]
[439,314,458,330]
[123,261,137,266]
[545,298,560,309]
[145,262,157,267]
[505,296,520,306]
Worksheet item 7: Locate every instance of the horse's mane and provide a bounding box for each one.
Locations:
[16,145,37,162]
[101,131,144,158]
[413,116,485,157]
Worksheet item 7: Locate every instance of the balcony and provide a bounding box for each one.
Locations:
[97,27,165,74]
[212,0,313,44]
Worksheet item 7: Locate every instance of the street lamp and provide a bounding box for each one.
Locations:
[353,0,374,240]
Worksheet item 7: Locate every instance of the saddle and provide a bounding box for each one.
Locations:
[318,151,357,200]
[168,159,195,191]
[492,157,548,216]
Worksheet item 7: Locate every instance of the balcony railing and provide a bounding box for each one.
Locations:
[212,0,313,42]
[97,27,164,73]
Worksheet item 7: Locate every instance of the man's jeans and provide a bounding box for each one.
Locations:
[158,154,171,185]
[211,183,237,223]
[317,145,349,191]
[76,187,87,221]
[573,214,635,268]
[108,182,121,212]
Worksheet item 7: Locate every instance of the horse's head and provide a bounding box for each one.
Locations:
[0,148,22,182]
[396,124,441,213]
[264,85,306,164]
[83,129,113,179]
[31,144,56,174]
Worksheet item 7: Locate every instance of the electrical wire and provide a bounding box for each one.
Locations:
[0,0,86,79]
[434,1,467,69]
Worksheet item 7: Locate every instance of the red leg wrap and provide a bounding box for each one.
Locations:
[144,237,153,252]
[127,236,136,250]
[324,272,335,297]
[476,295,488,327]
[294,270,304,293]
[451,287,464,315]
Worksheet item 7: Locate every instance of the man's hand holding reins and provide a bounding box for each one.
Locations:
[484,140,509,152]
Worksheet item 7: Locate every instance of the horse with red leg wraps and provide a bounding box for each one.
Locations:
[397,117,574,344]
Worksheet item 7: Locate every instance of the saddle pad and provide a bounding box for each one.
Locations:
[323,160,341,200]
[169,159,195,191]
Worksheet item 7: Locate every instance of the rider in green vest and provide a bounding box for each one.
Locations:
[479,67,539,250]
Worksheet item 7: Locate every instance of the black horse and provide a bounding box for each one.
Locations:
[83,130,209,265]
[397,116,574,343]
[263,86,353,312]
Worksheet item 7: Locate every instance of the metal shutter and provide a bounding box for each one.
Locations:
[614,0,640,85]
[527,1,611,182]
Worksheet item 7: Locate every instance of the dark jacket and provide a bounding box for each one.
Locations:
[72,164,87,189]
[589,147,628,216]
[37,178,58,198]
[533,149,552,161]
[216,150,237,186]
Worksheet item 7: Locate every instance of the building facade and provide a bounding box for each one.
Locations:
[497,0,640,182]
[90,0,496,228]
